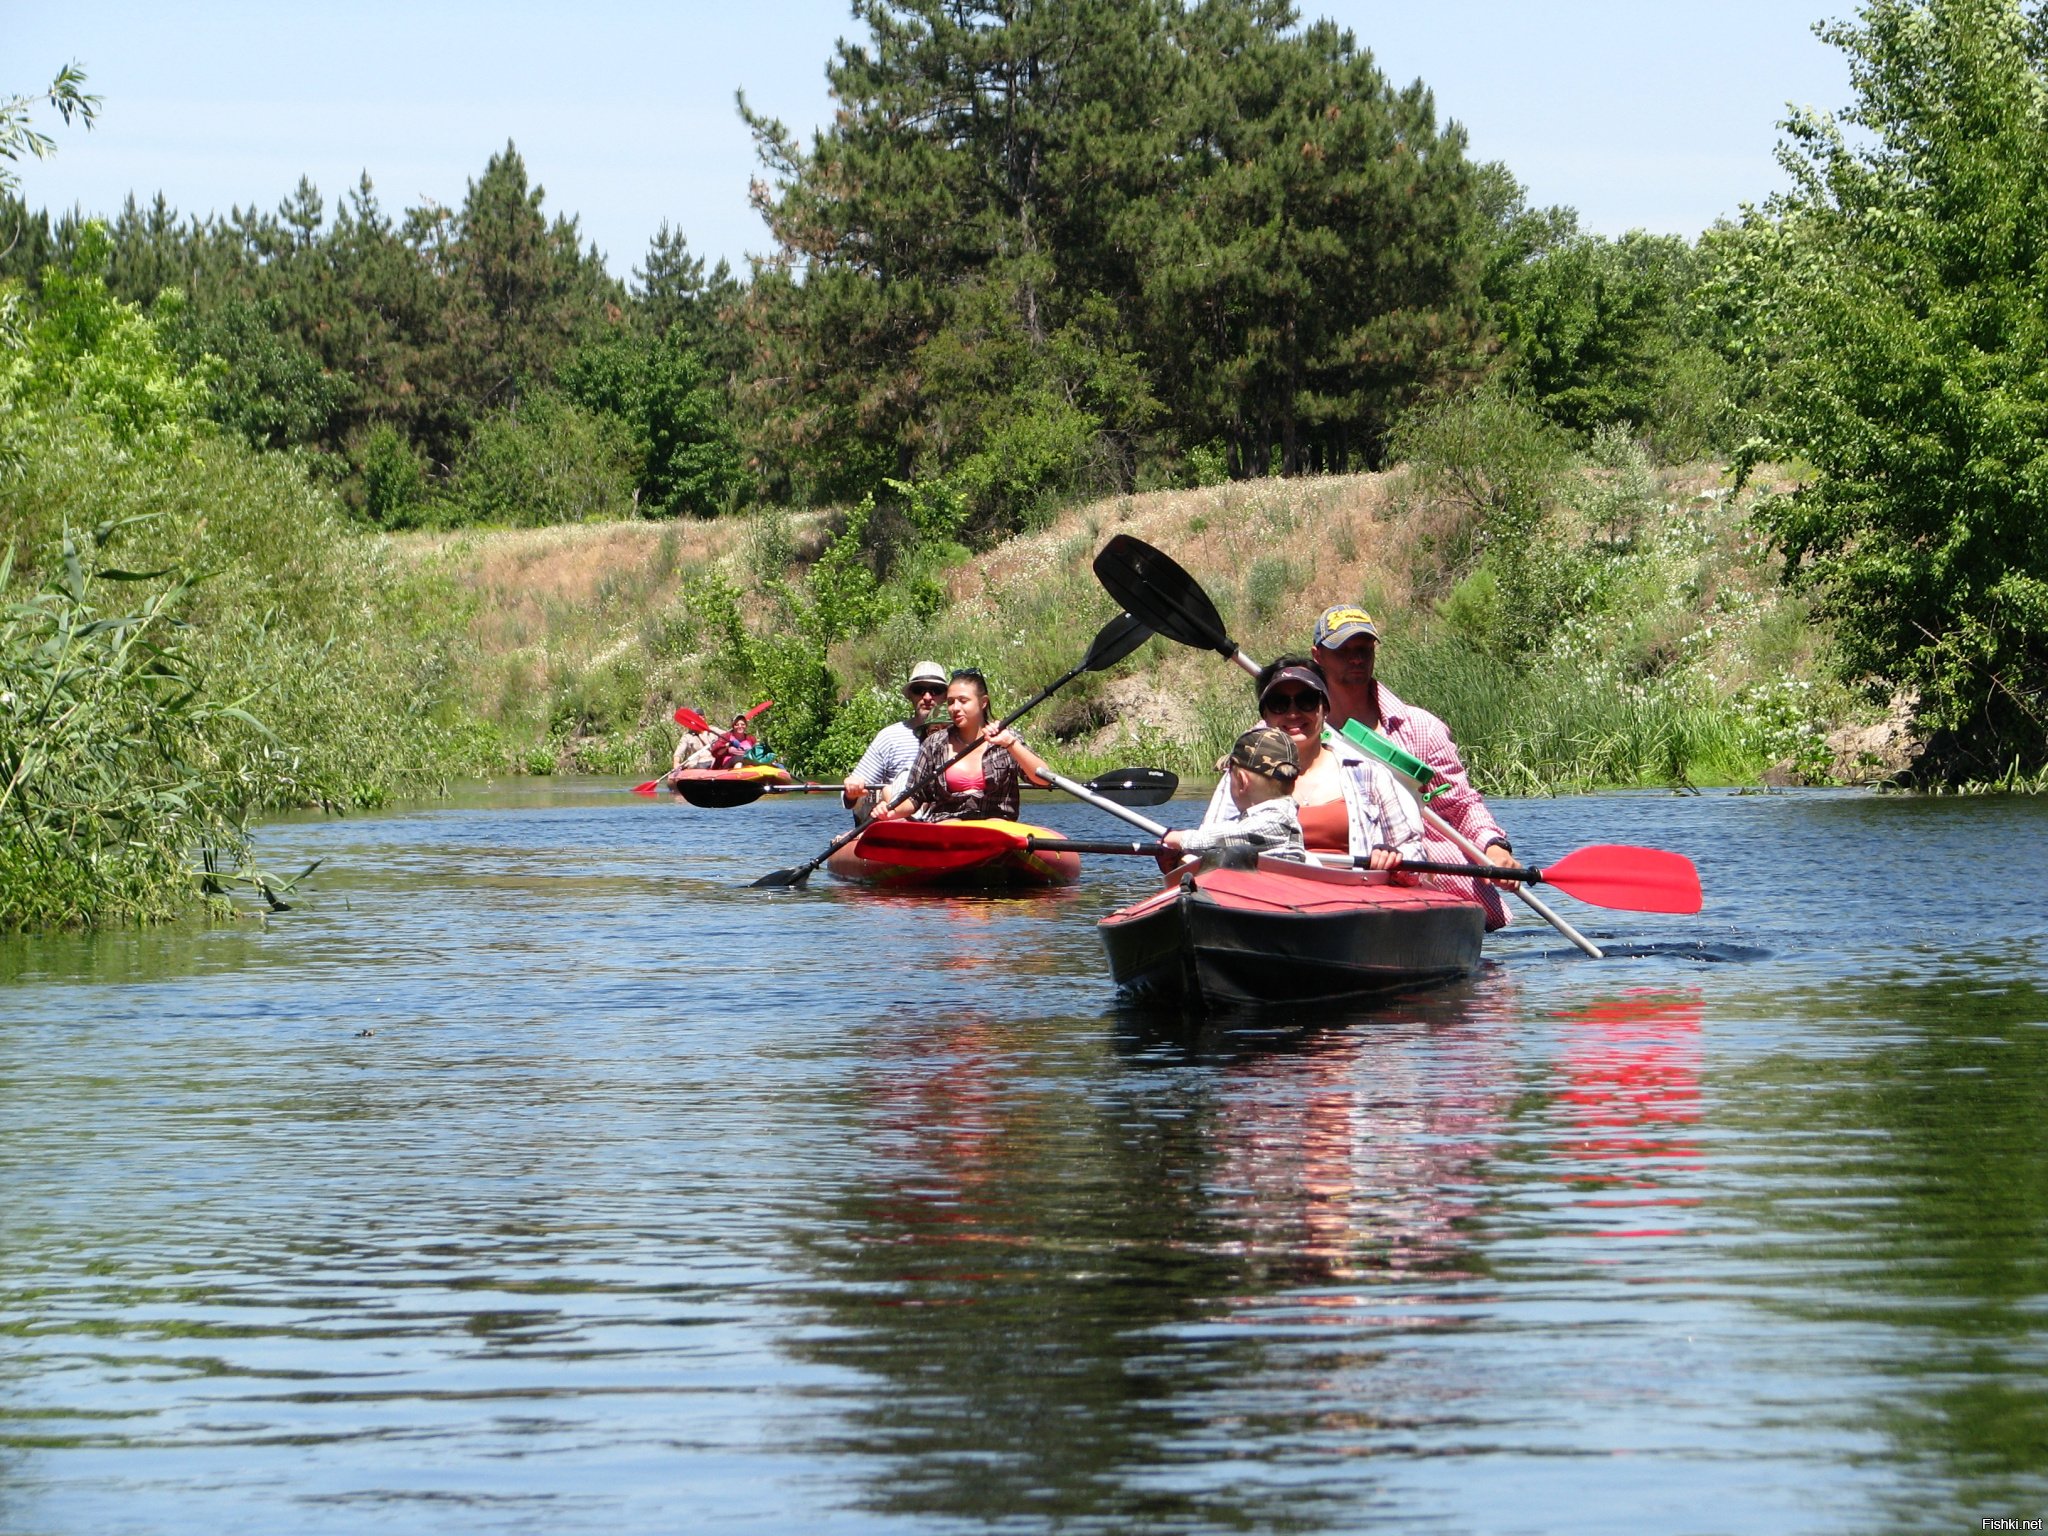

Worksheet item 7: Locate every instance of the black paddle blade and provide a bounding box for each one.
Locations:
[1093,535,1236,658]
[750,866,805,888]
[1083,766,1179,806]
[1082,610,1153,672]
[675,778,771,808]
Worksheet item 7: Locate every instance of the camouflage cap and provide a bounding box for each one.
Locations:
[1217,725,1300,782]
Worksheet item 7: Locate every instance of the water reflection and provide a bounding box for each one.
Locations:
[783,989,1532,1527]
[8,786,2048,1532]
[1554,991,1704,1240]
[1731,966,2048,1526]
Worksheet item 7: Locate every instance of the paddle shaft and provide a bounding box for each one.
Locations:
[1041,772,1171,837]
[1029,838,1549,883]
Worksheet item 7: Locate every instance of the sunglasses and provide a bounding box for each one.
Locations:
[1260,689,1327,714]
[907,683,946,698]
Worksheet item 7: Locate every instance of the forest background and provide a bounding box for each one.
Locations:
[4,0,2046,928]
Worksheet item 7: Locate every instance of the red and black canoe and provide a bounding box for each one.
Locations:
[1098,856,1485,1010]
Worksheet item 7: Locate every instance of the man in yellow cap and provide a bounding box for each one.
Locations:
[1312,605,1517,926]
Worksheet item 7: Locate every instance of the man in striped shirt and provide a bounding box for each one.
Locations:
[842,660,949,822]
[1312,605,1516,928]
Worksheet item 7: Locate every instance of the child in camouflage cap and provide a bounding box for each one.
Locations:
[1161,726,1306,861]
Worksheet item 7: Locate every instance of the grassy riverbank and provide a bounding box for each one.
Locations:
[402,446,1853,795]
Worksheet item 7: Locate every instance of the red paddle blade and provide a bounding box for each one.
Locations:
[1543,844,1702,915]
[853,821,1022,871]
[674,707,712,733]
[743,699,774,721]
[632,780,662,795]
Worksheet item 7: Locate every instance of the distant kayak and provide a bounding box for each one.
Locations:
[829,818,1082,889]
[633,764,793,798]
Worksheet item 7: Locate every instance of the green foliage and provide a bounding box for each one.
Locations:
[356,422,432,528]
[4,224,209,456]
[743,0,1493,507]
[806,685,904,777]
[1242,556,1299,624]
[559,329,746,517]
[0,535,255,930]
[0,64,97,198]
[1494,228,1704,437]
[1186,443,1231,488]
[158,289,337,452]
[1735,0,2048,778]
[1390,382,1579,638]
[800,497,889,644]
[4,146,628,521]
[443,390,638,526]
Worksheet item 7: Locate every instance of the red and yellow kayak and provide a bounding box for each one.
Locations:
[827,818,1082,889]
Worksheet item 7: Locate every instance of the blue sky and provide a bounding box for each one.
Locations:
[8,2,1852,279]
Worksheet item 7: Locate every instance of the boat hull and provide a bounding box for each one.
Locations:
[1099,858,1484,1009]
[825,818,1082,890]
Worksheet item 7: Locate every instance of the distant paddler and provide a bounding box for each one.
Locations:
[663,706,718,789]
[842,659,948,823]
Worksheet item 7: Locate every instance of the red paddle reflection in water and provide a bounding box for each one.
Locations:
[1555,989,1704,1239]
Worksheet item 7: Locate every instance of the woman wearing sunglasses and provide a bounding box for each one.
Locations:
[1193,656,1424,869]
[843,659,950,822]
[882,668,1053,823]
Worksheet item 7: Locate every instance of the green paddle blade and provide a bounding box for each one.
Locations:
[853,820,1025,871]
[1336,718,1442,795]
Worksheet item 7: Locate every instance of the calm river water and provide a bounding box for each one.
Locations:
[4,783,2045,1534]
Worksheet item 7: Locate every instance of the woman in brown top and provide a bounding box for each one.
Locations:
[882,668,1053,822]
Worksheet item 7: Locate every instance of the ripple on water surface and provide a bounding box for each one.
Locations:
[3,783,2046,1534]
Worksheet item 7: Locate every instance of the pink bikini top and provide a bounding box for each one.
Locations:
[944,761,986,793]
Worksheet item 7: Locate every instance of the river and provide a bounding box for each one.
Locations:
[3,783,2045,1534]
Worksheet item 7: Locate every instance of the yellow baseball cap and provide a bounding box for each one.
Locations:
[1313,605,1379,648]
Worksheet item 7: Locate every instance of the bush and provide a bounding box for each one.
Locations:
[356,422,432,528]
[0,538,253,928]
[443,389,639,526]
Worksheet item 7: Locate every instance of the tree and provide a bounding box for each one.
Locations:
[1493,230,1699,437]
[1737,0,2048,778]
[741,0,1490,506]
[0,64,97,197]
[441,143,621,416]
[1132,6,1491,476]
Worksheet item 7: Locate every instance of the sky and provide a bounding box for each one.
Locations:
[7,2,1854,279]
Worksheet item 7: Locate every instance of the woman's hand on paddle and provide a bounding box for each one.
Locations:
[1365,845,1400,871]
[988,728,1053,786]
